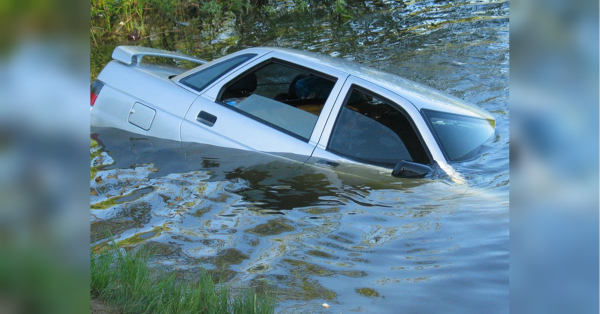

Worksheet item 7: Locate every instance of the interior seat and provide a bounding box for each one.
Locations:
[222,72,257,99]
[274,74,309,101]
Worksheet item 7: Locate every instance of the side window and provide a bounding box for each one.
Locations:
[180,54,257,92]
[422,109,494,162]
[328,87,430,167]
[218,60,337,141]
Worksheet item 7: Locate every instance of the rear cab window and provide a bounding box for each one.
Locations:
[422,109,495,162]
[217,59,337,141]
[180,54,257,92]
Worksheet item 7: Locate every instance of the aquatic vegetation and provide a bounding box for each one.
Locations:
[300,206,340,215]
[248,264,269,273]
[198,268,238,284]
[339,270,368,278]
[90,189,153,210]
[252,274,336,302]
[207,193,229,203]
[91,219,140,243]
[90,138,114,180]
[327,233,355,244]
[249,238,260,246]
[184,201,196,207]
[355,287,381,298]
[287,276,337,301]
[283,259,334,277]
[140,241,182,257]
[119,201,153,224]
[246,218,295,236]
[90,196,120,210]
[90,137,100,150]
[298,277,337,301]
[305,249,338,259]
[192,205,213,217]
[214,248,250,268]
[117,224,170,247]
[195,184,208,194]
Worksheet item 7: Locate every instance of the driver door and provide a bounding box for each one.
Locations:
[180,51,348,163]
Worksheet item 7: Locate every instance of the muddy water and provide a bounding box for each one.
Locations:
[91,0,508,312]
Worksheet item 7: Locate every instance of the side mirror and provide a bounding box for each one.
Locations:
[392,160,432,178]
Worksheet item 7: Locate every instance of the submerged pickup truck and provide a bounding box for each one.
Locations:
[91,45,495,179]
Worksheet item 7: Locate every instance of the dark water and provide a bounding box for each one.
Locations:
[91,0,508,312]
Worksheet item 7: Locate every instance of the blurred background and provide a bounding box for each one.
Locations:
[0,0,597,313]
[0,0,90,313]
[510,0,598,313]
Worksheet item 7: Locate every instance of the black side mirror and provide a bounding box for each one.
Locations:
[392,160,432,178]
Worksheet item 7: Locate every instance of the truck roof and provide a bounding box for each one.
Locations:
[248,47,493,120]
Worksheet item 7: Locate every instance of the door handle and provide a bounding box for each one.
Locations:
[197,111,217,127]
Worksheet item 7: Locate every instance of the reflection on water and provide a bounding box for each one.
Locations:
[90,0,508,312]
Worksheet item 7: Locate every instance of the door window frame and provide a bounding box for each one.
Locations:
[322,81,433,167]
[206,52,349,145]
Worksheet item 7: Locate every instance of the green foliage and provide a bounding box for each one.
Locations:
[201,0,223,18]
[91,0,119,33]
[91,243,275,314]
[90,28,98,47]
[334,0,347,14]
[91,0,321,46]
[261,4,276,17]
[149,0,178,20]
[294,0,309,13]
[90,0,187,44]
[229,0,246,14]
[133,0,147,34]
[331,0,352,23]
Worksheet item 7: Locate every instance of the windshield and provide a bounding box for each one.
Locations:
[422,109,495,162]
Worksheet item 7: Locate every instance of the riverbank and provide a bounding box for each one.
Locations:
[91,243,274,314]
[91,298,119,314]
[90,0,348,45]
[90,0,357,81]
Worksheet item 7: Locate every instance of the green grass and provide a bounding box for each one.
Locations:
[91,244,275,314]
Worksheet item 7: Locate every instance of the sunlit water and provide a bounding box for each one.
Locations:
[91,0,508,312]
